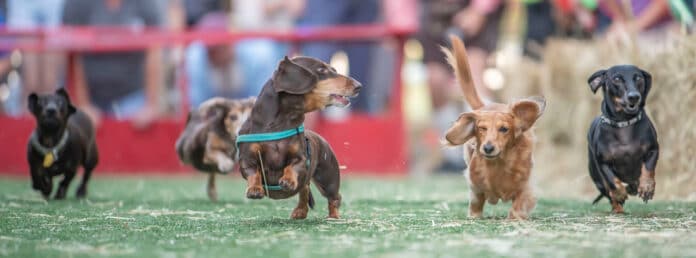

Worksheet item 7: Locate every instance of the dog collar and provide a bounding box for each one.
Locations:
[30,130,70,168]
[236,125,310,191]
[236,125,305,144]
[600,112,642,128]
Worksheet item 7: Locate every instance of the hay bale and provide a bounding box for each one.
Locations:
[500,36,696,199]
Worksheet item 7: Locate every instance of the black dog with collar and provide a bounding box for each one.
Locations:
[587,65,659,213]
[27,89,98,199]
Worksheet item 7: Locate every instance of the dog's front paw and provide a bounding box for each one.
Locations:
[76,185,87,198]
[246,185,265,199]
[291,207,308,219]
[54,188,67,200]
[638,177,655,203]
[609,180,628,203]
[217,159,234,173]
[278,176,298,191]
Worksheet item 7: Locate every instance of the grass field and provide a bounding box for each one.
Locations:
[2,175,696,258]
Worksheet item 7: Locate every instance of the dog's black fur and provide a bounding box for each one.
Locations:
[587,65,659,211]
[27,89,98,199]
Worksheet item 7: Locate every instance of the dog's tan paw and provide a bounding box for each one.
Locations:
[217,158,234,173]
[278,176,298,191]
[609,179,628,203]
[638,177,655,203]
[291,207,308,219]
[245,185,265,199]
[328,199,340,219]
[507,211,529,220]
[468,212,483,219]
[611,201,625,214]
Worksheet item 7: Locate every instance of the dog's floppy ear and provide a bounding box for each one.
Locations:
[445,112,476,146]
[511,98,544,136]
[55,88,76,115]
[272,56,317,95]
[27,93,39,114]
[639,69,652,96]
[588,69,606,94]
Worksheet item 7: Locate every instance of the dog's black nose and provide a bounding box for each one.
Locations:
[483,144,495,154]
[45,107,57,116]
[353,80,363,93]
[627,92,641,103]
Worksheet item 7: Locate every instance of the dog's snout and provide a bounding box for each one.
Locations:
[627,92,641,103]
[352,79,363,94]
[483,143,495,154]
[45,106,57,116]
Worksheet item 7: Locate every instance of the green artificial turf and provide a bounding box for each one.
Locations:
[1,175,696,258]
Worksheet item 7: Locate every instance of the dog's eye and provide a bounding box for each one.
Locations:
[229,114,238,121]
[499,127,509,133]
[636,76,643,82]
[478,127,487,132]
[612,77,622,84]
[317,68,329,74]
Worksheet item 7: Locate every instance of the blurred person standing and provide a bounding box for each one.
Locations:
[594,0,674,42]
[6,0,65,116]
[62,0,164,128]
[185,0,304,108]
[297,0,381,114]
[417,0,503,172]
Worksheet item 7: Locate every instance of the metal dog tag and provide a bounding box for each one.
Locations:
[43,153,55,168]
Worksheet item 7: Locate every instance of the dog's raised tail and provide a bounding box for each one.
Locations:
[441,35,484,110]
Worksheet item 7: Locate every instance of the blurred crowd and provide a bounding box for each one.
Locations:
[0,0,693,172]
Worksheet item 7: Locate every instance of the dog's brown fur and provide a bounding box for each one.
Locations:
[442,36,545,219]
[238,56,361,219]
[175,97,255,201]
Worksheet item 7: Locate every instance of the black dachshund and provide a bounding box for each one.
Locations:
[27,89,98,199]
[587,65,659,213]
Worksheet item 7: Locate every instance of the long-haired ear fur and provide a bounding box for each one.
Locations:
[272,56,317,95]
[511,99,544,136]
[444,112,476,146]
[588,69,606,94]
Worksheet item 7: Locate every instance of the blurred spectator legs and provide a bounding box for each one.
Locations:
[185,39,282,108]
[7,0,65,116]
[185,42,216,108]
[234,39,287,98]
[299,0,382,114]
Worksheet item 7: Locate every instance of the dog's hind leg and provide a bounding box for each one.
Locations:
[77,144,98,198]
[311,157,341,219]
[291,185,311,219]
[207,173,218,202]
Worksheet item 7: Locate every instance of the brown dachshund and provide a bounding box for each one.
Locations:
[175,97,254,201]
[237,56,361,219]
[442,36,545,219]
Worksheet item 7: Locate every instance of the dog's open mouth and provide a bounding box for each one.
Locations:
[625,103,640,113]
[330,94,352,107]
[482,153,499,160]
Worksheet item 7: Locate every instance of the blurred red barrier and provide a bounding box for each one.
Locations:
[0,23,415,175]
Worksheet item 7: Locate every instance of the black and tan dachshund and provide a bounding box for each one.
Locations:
[237,56,361,219]
[27,89,98,199]
[587,65,659,213]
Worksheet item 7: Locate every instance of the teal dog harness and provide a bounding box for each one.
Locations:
[236,125,311,191]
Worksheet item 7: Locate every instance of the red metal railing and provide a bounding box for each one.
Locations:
[0,23,415,175]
